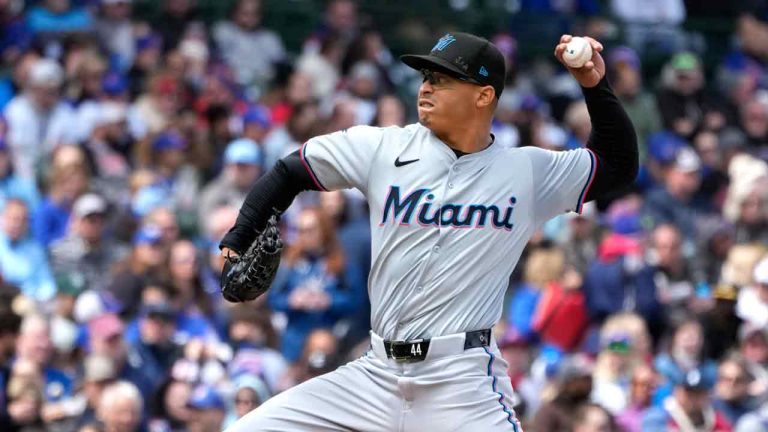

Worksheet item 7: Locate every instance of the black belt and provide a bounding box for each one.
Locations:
[383,329,492,363]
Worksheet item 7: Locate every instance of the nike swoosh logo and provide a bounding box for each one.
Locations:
[395,157,419,167]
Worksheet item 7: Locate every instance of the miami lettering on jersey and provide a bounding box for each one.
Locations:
[380,186,516,230]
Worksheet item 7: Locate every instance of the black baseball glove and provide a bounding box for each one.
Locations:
[220,211,283,302]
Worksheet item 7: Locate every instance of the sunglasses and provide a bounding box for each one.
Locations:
[420,69,482,87]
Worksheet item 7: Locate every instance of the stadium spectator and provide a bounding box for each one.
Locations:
[591,331,636,414]
[606,46,660,160]
[736,323,768,402]
[226,304,287,394]
[87,313,155,399]
[79,101,134,190]
[212,0,285,93]
[647,224,699,320]
[572,403,619,432]
[722,153,768,245]
[4,58,77,180]
[0,307,21,364]
[268,207,360,362]
[167,239,219,341]
[0,138,40,214]
[616,364,658,432]
[26,0,93,36]
[532,355,594,432]
[16,314,73,402]
[530,258,589,354]
[50,193,126,291]
[582,216,664,340]
[126,302,182,390]
[74,354,118,428]
[263,100,320,169]
[507,246,564,341]
[739,95,768,150]
[143,207,180,250]
[222,374,268,429]
[642,367,732,431]
[644,149,704,245]
[701,283,741,361]
[304,0,359,53]
[736,255,768,328]
[199,138,263,224]
[107,225,166,317]
[372,94,406,127]
[712,354,756,425]
[127,33,163,99]
[0,199,55,301]
[656,52,724,139]
[95,0,135,71]
[654,317,718,403]
[33,144,91,247]
[96,381,143,432]
[147,377,193,431]
[736,400,768,432]
[185,385,226,432]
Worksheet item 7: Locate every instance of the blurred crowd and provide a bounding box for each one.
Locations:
[0,0,767,431]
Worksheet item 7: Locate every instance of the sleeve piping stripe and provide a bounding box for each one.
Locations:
[300,142,328,192]
[576,148,598,213]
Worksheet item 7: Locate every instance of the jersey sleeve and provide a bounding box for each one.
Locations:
[526,147,597,222]
[300,125,384,194]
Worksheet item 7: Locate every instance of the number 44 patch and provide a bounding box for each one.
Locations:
[411,344,422,356]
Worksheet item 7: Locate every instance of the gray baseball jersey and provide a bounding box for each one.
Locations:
[302,123,596,341]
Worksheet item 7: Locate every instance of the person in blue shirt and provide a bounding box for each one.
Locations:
[0,138,41,218]
[269,206,361,362]
[14,314,73,403]
[33,146,91,247]
[126,302,182,389]
[0,199,55,301]
[26,0,94,36]
[653,317,718,406]
[318,190,370,349]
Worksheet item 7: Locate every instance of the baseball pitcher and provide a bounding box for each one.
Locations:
[220,33,638,431]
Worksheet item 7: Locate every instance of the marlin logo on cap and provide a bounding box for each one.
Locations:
[432,33,456,52]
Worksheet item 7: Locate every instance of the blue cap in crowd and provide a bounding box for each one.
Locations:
[131,185,169,217]
[224,138,262,165]
[608,46,641,71]
[647,131,687,164]
[136,33,162,52]
[243,105,271,129]
[520,94,543,112]
[153,132,186,152]
[675,368,714,391]
[187,385,226,411]
[141,302,175,321]
[133,225,163,245]
[102,72,129,96]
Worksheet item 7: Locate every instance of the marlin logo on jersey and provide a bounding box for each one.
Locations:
[380,186,516,230]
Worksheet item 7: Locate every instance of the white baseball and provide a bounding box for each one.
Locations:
[563,37,593,68]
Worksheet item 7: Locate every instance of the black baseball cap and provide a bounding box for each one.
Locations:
[401,32,506,98]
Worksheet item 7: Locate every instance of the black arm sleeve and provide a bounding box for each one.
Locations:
[582,77,639,202]
[219,150,321,254]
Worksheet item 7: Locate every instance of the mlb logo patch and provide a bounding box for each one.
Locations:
[432,34,457,52]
